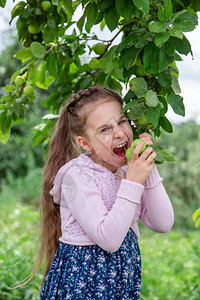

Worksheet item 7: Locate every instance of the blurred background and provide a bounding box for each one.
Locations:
[0,2,199,300]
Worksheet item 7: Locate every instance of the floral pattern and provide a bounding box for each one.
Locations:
[40,229,141,299]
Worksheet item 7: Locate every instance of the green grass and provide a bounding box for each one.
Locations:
[139,227,200,299]
[0,187,199,299]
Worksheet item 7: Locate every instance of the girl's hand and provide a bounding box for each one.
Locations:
[126,139,156,185]
[139,132,153,146]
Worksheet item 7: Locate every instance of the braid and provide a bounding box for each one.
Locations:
[67,85,123,115]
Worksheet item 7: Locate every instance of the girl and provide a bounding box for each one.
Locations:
[39,85,174,299]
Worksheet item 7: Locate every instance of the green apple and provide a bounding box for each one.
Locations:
[23,86,34,97]
[125,147,133,161]
[126,139,147,161]
[92,43,107,55]
[28,24,40,34]
[41,1,52,11]
[131,139,146,154]
[129,77,139,93]
[14,76,25,87]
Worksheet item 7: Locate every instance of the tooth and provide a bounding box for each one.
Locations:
[115,142,126,148]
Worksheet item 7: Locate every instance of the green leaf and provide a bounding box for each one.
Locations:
[145,90,159,107]
[193,208,200,222]
[77,14,85,32]
[154,32,170,48]
[46,53,59,76]
[0,0,6,8]
[128,102,147,120]
[167,94,185,116]
[146,104,161,127]
[171,75,181,93]
[15,48,33,63]
[115,0,134,19]
[168,27,183,39]
[10,70,21,84]
[104,6,119,31]
[0,127,10,144]
[112,68,124,81]
[170,36,191,55]
[159,46,171,73]
[149,21,166,33]
[134,77,148,97]
[3,84,15,92]
[160,149,176,162]
[85,3,97,33]
[88,57,109,69]
[13,102,23,118]
[122,99,139,113]
[173,11,197,32]
[38,63,46,84]
[105,60,115,74]
[43,27,58,43]
[159,116,173,133]
[150,145,165,163]
[120,45,140,69]
[47,15,56,28]
[158,0,172,22]
[143,43,159,74]
[157,73,172,88]
[30,42,46,59]
[62,0,73,21]
[10,1,26,23]
[123,90,136,102]
[132,0,149,15]
[195,218,200,228]
[117,29,146,53]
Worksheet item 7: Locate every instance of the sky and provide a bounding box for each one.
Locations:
[0,2,199,124]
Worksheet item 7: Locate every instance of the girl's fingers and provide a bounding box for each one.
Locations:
[139,132,152,140]
[139,133,153,145]
[131,142,145,160]
[145,150,157,164]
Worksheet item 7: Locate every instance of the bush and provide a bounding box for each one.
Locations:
[156,121,200,230]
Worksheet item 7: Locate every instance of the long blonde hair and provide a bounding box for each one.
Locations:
[37,85,123,283]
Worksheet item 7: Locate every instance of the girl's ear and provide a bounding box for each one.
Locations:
[77,136,93,152]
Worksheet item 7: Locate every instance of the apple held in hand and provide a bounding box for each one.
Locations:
[125,139,146,161]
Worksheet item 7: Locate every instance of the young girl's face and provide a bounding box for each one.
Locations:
[78,99,133,172]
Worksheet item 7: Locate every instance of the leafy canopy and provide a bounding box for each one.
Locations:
[0,0,199,162]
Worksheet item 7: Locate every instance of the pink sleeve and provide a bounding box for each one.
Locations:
[61,167,144,252]
[140,166,174,232]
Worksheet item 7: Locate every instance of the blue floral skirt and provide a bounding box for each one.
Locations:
[40,229,141,299]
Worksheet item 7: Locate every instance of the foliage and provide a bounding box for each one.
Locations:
[0,37,22,92]
[156,120,200,230]
[139,227,200,299]
[0,100,45,188]
[0,1,198,159]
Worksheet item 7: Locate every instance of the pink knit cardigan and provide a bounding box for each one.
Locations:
[50,153,174,253]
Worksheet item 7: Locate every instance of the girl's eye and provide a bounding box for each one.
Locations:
[119,120,126,125]
[101,128,109,133]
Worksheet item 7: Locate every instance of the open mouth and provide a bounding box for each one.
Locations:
[113,141,128,160]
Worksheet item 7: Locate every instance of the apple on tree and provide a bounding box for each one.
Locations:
[92,43,107,55]
[41,1,52,12]
[14,76,25,87]
[23,86,34,97]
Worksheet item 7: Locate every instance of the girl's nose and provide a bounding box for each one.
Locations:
[113,127,126,139]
